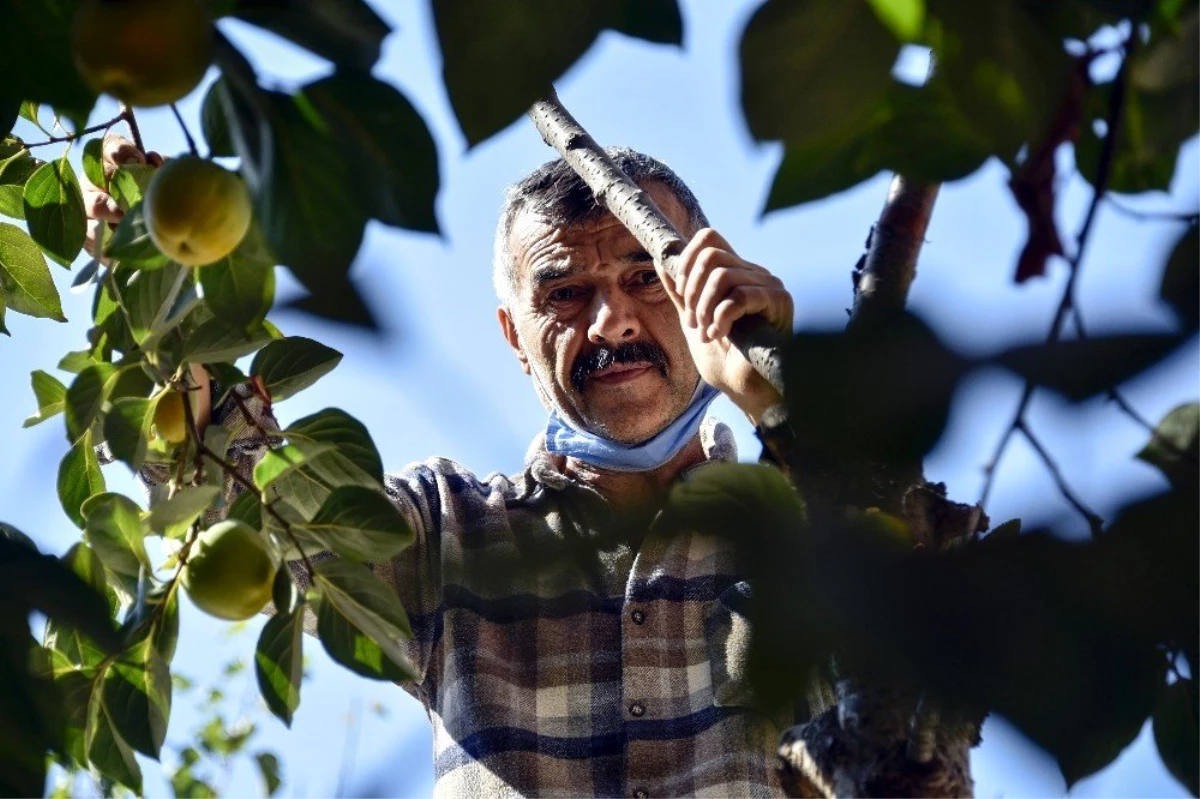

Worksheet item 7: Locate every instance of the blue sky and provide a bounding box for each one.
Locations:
[3,0,1196,796]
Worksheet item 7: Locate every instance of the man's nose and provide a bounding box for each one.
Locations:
[587,291,640,344]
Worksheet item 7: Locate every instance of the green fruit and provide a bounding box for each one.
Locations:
[145,156,252,266]
[153,391,187,444]
[72,0,214,108]
[181,520,277,621]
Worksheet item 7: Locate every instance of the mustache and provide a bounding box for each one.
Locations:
[571,340,668,392]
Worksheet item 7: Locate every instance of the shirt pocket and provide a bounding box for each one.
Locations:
[705,581,757,708]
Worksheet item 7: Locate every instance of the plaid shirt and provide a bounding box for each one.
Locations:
[376,418,787,798]
[185,392,786,798]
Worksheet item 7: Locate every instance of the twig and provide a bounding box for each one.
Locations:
[120,104,145,154]
[978,34,1136,519]
[170,103,199,157]
[1016,419,1105,535]
[1105,197,1200,225]
[22,114,125,149]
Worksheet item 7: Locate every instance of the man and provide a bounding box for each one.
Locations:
[87,143,795,797]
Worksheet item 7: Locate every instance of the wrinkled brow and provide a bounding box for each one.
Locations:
[531,265,573,287]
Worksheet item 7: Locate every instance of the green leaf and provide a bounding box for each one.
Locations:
[82,138,106,190]
[314,559,416,681]
[57,431,106,529]
[254,444,328,490]
[64,362,118,443]
[123,263,199,345]
[145,485,221,538]
[100,636,171,758]
[229,0,390,71]
[254,751,282,797]
[295,485,414,563]
[22,157,86,267]
[227,489,263,531]
[0,147,41,221]
[147,584,180,665]
[285,408,384,484]
[58,349,97,374]
[866,0,925,41]
[661,462,807,537]
[85,671,143,794]
[250,336,343,402]
[198,246,275,329]
[200,80,235,158]
[102,398,154,471]
[1153,678,1199,796]
[106,202,171,270]
[23,369,67,428]
[181,316,274,363]
[83,493,149,578]
[42,544,114,670]
[0,221,65,321]
[1161,225,1198,332]
[109,164,156,212]
[434,0,683,145]
[740,0,897,147]
[255,609,303,726]
[1137,402,1199,488]
[302,72,440,232]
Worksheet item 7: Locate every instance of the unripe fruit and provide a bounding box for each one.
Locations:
[181,520,277,621]
[153,391,187,444]
[145,156,252,266]
[72,0,214,108]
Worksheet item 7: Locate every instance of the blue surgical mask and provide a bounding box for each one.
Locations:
[545,381,721,472]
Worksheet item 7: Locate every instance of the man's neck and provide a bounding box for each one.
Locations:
[562,435,706,511]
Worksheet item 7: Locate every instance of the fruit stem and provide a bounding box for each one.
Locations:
[169,103,200,158]
[120,103,146,154]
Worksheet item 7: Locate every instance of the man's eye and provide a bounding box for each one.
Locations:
[636,271,661,286]
[549,286,578,302]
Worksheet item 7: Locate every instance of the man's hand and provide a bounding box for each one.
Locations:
[81,132,164,261]
[663,228,793,425]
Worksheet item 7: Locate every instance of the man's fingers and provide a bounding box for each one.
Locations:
[83,188,123,223]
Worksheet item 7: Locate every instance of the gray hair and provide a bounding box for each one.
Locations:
[492,147,709,303]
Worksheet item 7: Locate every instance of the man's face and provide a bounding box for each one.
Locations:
[498,183,700,445]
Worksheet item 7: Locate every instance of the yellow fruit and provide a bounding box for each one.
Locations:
[145,156,252,266]
[181,520,277,621]
[153,391,188,444]
[72,0,214,108]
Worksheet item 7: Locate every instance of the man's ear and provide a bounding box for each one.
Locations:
[497,306,531,375]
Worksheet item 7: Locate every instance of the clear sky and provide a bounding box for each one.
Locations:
[3,1,1196,796]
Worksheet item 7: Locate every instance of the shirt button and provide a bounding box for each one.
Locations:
[631,609,646,625]
[629,702,645,717]
[634,790,649,798]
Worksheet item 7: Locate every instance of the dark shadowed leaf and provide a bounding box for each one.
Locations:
[182,317,273,363]
[83,493,148,578]
[57,430,105,528]
[1153,678,1199,796]
[1137,402,1199,489]
[255,751,282,796]
[85,675,143,793]
[200,80,235,158]
[995,333,1184,401]
[741,0,897,147]
[250,337,343,402]
[255,609,303,726]
[82,138,105,190]
[0,0,96,128]
[23,369,67,427]
[295,485,413,563]
[0,221,65,321]
[784,312,966,463]
[303,72,440,232]
[1160,224,1198,332]
[314,559,415,681]
[285,408,384,484]
[64,362,118,442]
[198,245,275,329]
[434,0,683,145]
[284,278,378,329]
[101,636,171,758]
[228,0,389,71]
[227,488,264,531]
[22,157,86,267]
